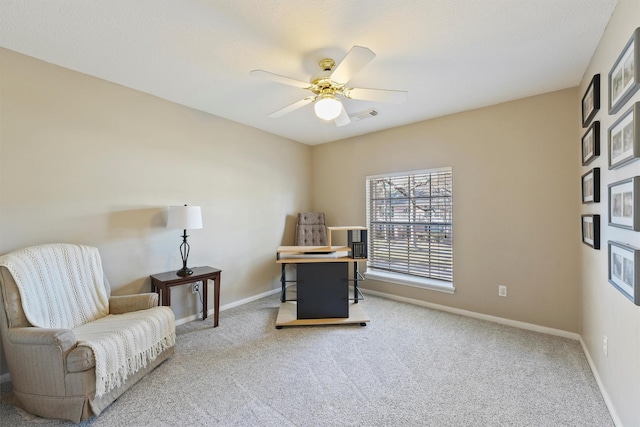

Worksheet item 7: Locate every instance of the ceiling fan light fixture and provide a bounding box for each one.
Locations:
[252,45,407,126]
[314,96,342,121]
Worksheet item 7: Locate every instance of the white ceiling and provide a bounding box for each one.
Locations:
[0,1,618,145]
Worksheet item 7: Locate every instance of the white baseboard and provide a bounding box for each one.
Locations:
[175,287,281,326]
[218,287,281,312]
[361,288,581,340]
[579,337,622,427]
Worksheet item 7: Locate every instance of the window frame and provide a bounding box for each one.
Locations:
[365,167,454,293]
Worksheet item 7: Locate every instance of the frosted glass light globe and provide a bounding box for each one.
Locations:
[314,96,342,120]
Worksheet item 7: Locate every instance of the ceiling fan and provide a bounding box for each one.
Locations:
[250,46,408,127]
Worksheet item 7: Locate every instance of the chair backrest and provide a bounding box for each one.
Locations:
[0,243,110,329]
[295,212,328,246]
[0,265,112,329]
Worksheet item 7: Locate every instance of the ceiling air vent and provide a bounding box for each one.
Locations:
[349,109,378,121]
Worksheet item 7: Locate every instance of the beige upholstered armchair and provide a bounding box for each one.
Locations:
[0,243,176,422]
[295,212,328,246]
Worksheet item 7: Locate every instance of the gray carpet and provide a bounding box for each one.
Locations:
[0,293,613,426]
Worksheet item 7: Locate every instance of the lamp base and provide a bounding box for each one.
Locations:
[176,267,194,277]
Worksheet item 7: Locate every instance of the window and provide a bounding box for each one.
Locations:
[365,167,453,291]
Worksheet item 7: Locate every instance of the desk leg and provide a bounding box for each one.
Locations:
[213,274,220,327]
[281,264,286,302]
[353,263,359,304]
[202,280,208,321]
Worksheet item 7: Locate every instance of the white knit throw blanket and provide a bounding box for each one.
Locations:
[74,308,176,397]
[0,243,176,397]
[0,244,109,328]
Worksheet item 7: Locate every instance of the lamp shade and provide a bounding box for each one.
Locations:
[167,205,203,230]
[314,96,342,120]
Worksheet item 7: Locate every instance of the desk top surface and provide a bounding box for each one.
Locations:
[276,246,366,264]
[277,245,349,253]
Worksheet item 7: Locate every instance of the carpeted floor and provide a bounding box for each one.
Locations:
[0,293,613,426]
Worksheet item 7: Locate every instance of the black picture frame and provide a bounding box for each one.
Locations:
[608,240,640,306]
[582,74,600,127]
[609,27,640,114]
[608,102,640,169]
[581,168,600,204]
[582,121,600,166]
[608,176,640,231]
[581,214,600,249]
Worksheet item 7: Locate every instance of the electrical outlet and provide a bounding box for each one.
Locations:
[498,285,507,297]
[192,283,199,294]
[603,335,608,357]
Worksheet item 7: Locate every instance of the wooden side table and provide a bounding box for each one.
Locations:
[150,266,221,327]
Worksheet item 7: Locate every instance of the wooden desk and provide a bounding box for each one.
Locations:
[275,245,368,328]
[150,266,221,327]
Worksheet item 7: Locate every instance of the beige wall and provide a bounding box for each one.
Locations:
[311,88,581,333]
[0,48,311,374]
[578,0,640,425]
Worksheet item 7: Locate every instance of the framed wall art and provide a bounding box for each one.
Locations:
[581,214,600,249]
[582,121,600,166]
[608,176,640,231]
[582,74,600,127]
[608,240,640,305]
[608,102,640,169]
[581,168,600,204]
[609,27,640,114]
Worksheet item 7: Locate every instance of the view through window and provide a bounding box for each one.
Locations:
[365,167,453,285]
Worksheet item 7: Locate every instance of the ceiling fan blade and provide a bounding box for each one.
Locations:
[330,46,376,83]
[334,104,351,127]
[250,70,311,89]
[344,87,408,104]
[268,97,315,118]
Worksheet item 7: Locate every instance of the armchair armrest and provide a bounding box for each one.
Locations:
[8,327,77,351]
[5,327,82,395]
[109,293,158,314]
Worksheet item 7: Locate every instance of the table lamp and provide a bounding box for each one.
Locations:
[167,205,203,277]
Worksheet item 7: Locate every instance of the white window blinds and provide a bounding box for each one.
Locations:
[366,168,453,282]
